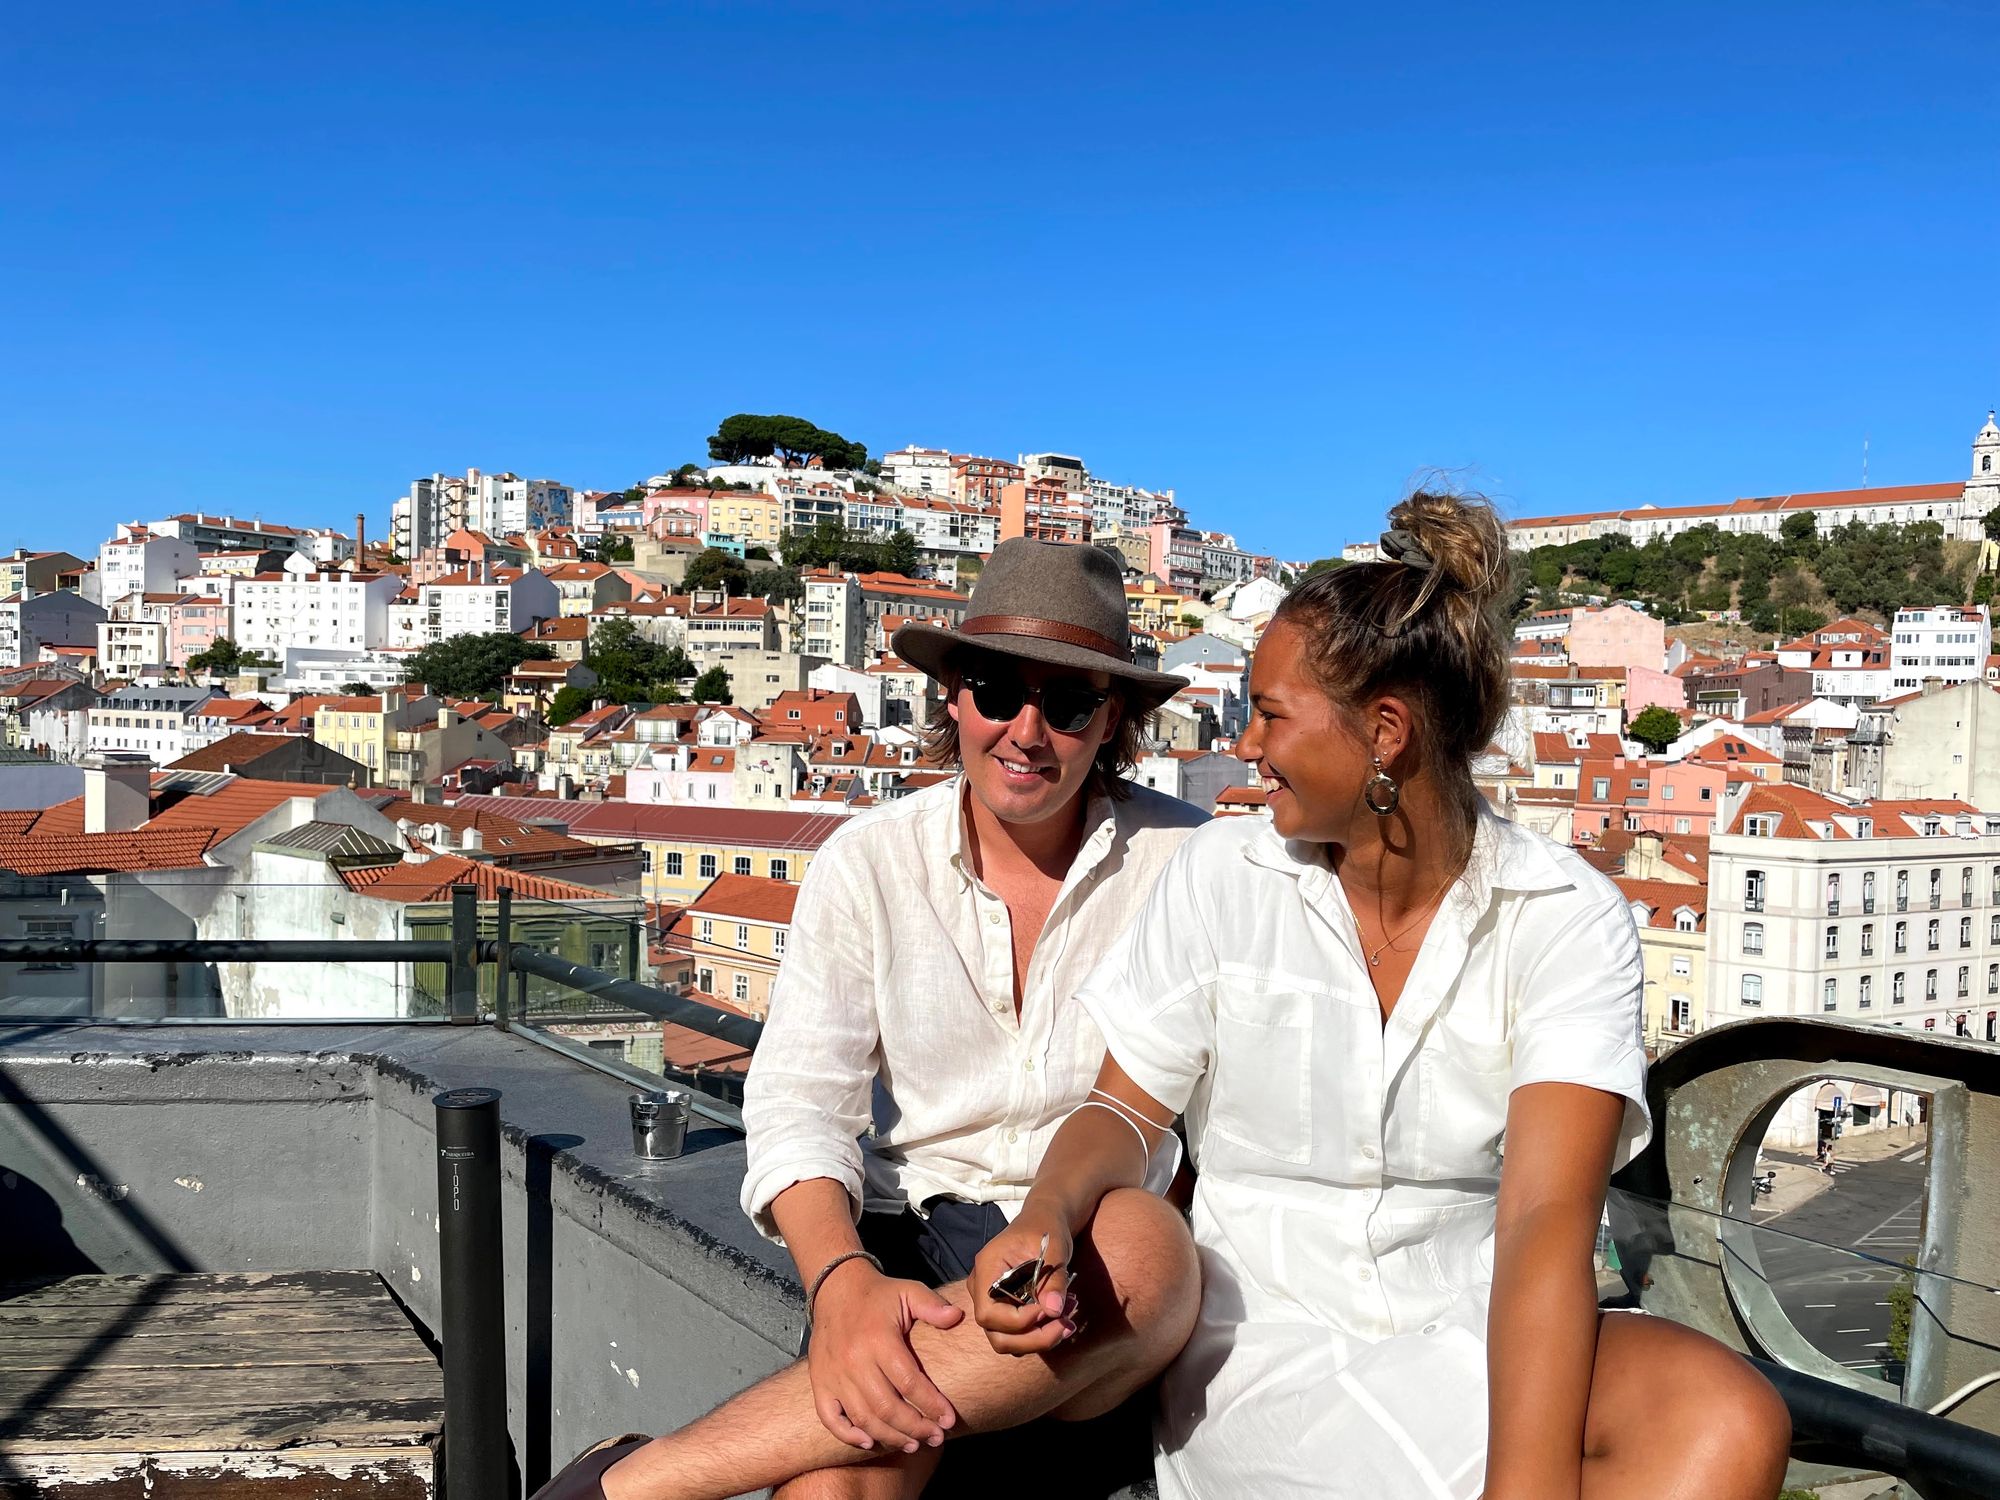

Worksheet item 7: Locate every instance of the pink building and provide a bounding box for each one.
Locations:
[1567,604,1666,672]
[642,488,717,532]
[1624,664,1687,721]
[1574,756,1727,844]
[168,595,227,668]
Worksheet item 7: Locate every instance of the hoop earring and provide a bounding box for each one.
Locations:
[1363,755,1401,817]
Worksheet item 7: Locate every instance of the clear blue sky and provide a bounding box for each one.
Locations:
[4,1,1993,562]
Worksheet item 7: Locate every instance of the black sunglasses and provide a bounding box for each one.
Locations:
[961,670,1110,734]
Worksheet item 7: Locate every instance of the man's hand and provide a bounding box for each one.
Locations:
[807,1257,963,1453]
[970,1205,1079,1356]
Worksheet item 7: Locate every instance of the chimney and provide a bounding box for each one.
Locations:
[355,511,366,561]
[461,826,483,854]
[84,753,150,834]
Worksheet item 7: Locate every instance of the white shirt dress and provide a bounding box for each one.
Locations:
[1078,809,1651,1499]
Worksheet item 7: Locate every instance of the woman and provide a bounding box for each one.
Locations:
[971,492,1792,1499]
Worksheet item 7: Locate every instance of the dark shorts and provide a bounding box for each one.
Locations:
[851,1201,1158,1499]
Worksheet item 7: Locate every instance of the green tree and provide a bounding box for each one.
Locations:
[690,666,733,704]
[587,617,690,701]
[186,637,244,675]
[592,533,634,564]
[745,545,773,561]
[546,684,592,726]
[706,413,868,471]
[684,547,752,595]
[1771,565,1813,636]
[339,680,376,696]
[1780,510,1819,554]
[1974,575,1995,607]
[1628,705,1685,755]
[1983,505,2000,543]
[1301,556,1346,577]
[747,565,804,606]
[403,632,554,698]
[880,529,920,577]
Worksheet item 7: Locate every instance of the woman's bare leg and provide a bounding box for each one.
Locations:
[1579,1312,1792,1499]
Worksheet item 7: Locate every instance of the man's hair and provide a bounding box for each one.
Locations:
[920,651,1148,801]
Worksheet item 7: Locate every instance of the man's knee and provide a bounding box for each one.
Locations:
[776,1451,937,1500]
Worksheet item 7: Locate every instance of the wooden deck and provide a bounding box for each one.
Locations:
[0,1270,441,1497]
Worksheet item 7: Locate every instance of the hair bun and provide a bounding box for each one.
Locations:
[1385,490,1509,614]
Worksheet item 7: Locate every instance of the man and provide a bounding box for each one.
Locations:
[542,539,1208,1500]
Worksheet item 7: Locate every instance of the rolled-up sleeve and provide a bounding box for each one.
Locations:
[1510,892,1652,1170]
[740,843,880,1243]
[1076,843,1217,1117]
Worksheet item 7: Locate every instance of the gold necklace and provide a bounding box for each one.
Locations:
[1365,882,1453,968]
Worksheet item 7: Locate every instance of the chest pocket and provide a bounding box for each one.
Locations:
[1206,979,1318,1166]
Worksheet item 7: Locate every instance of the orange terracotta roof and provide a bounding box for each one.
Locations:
[686,873,800,924]
[1613,877,1709,929]
[1685,734,1782,766]
[0,827,215,875]
[168,732,339,774]
[339,852,619,903]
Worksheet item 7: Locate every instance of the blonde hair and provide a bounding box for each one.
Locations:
[1274,489,1513,859]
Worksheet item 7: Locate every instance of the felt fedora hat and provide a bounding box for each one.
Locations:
[891,538,1187,713]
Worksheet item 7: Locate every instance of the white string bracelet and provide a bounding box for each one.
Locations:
[1071,1099,1152,1166]
[1089,1088,1173,1133]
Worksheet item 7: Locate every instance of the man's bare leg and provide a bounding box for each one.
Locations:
[602,1190,1197,1500]
[772,1450,939,1500]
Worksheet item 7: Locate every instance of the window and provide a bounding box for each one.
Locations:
[1927,969,1939,1002]
[1931,868,1942,909]
[697,918,713,942]
[21,916,75,971]
[1592,777,1610,800]
[771,858,790,883]
[1963,916,1975,948]
[1742,923,1764,955]
[1926,1017,1936,1031]
[733,855,752,877]
[1745,814,1777,837]
[1960,966,1971,999]
[1670,995,1693,1031]
[1966,867,1979,906]
[1674,908,1696,932]
[699,853,717,878]
[1928,919,1941,952]
[1826,873,1841,915]
[1859,974,1874,1009]
[1744,870,1766,912]
[773,928,786,958]
[1895,920,1909,953]
[639,850,653,873]
[735,924,749,951]
[1897,869,1910,912]
[1861,923,1874,956]
[1740,974,1763,1008]
[1992,865,2000,904]
[733,973,750,1003]
[1672,954,1692,978]
[1661,783,1675,800]
[1825,926,1839,960]
[1823,978,1838,1011]
[665,851,683,877]
[697,966,713,993]
[1894,971,1907,1004]
[1989,964,1998,996]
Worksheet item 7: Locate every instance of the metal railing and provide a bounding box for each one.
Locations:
[0,883,762,1130]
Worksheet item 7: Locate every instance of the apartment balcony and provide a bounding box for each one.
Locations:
[4,922,2000,1496]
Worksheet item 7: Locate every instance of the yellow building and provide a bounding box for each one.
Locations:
[1615,876,1708,1054]
[662,873,797,1017]
[704,491,783,552]
[556,802,837,909]
[1124,575,1189,635]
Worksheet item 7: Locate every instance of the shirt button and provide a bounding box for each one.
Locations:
[1360,1144,1379,1161]
[1006,1129,1019,1143]
[986,911,1002,925]
[1022,1059,1035,1072]
[1422,1322,1440,1335]
[1356,1266,1374,1282]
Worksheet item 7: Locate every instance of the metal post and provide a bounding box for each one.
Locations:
[448,883,479,1025]
[626,919,641,983]
[494,889,512,1027]
[434,1087,509,1500]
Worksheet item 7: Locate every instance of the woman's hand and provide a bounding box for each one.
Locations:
[806,1257,963,1454]
[969,1203,1079,1355]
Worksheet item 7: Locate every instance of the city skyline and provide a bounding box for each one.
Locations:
[4,3,1995,558]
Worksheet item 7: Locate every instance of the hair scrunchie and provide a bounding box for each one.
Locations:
[1378,527,1434,571]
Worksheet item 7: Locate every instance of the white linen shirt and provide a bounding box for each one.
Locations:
[740,775,1207,1242]
[1078,807,1650,1500]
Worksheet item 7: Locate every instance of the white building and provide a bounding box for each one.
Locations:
[96,527,199,607]
[1889,605,1991,694]
[1775,618,1893,704]
[147,512,311,555]
[478,473,574,536]
[389,469,573,556]
[85,686,218,765]
[233,562,402,659]
[880,446,956,495]
[807,662,885,729]
[801,570,866,668]
[0,591,105,669]
[389,566,561,648]
[1707,784,2000,1045]
[282,647,418,696]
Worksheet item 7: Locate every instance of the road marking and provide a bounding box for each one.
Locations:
[1805,1303,1836,1308]
[1836,1328,1871,1333]
[1866,1342,1889,1348]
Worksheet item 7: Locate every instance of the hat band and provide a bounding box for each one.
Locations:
[960,614,1127,661]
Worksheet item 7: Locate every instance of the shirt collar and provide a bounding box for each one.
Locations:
[946,775,1120,891]
[1242,802,1578,907]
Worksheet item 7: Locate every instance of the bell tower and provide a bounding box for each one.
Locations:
[1970,410,2000,524]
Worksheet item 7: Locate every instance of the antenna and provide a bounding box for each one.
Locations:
[1862,434,1869,490]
